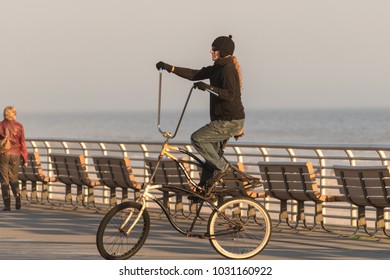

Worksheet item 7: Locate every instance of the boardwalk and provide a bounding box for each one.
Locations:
[1,202,389,260]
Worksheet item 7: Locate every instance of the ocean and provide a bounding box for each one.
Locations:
[18,108,390,144]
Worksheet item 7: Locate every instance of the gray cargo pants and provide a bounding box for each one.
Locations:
[190,119,244,184]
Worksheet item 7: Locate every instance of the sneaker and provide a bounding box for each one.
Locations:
[205,165,232,188]
[188,183,206,203]
[215,164,232,180]
[3,207,11,211]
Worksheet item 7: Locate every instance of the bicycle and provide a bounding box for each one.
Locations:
[96,72,272,259]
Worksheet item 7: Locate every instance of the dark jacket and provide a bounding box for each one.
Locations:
[0,120,28,164]
[172,57,245,121]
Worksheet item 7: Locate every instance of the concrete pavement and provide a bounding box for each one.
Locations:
[0,202,389,260]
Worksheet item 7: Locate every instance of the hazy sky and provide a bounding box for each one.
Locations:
[1,0,389,113]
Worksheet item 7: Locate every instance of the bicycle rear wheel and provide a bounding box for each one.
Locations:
[96,201,150,260]
[207,197,271,259]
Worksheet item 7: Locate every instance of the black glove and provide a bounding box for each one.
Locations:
[193,81,211,91]
[156,61,173,72]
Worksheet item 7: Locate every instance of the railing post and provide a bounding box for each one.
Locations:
[98,143,107,155]
[377,150,389,229]
[140,144,149,184]
[378,150,388,165]
[345,149,358,227]
[287,148,296,162]
[259,146,269,162]
[97,142,109,204]
[233,146,243,163]
[315,148,328,224]
[314,149,326,188]
[43,141,53,200]
[345,149,356,166]
[61,141,69,154]
[119,143,127,158]
[286,147,298,222]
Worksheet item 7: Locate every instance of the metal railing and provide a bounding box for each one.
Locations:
[25,137,390,230]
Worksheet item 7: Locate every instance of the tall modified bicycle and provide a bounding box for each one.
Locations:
[96,72,272,259]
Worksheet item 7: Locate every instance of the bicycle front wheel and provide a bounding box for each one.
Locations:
[96,201,150,260]
[207,197,271,259]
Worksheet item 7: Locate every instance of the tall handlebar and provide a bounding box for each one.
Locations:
[157,71,195,139]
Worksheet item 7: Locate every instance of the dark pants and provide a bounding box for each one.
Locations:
[191,119,244,183]
[0,154,21,208]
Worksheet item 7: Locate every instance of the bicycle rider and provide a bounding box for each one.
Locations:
[156,35,245,193]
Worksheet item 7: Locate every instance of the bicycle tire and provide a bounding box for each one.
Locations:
[207,197,271,259]
[96,201,150,260]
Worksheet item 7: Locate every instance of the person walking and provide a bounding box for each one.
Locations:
[156,35,245,192]
[0,106,28,211]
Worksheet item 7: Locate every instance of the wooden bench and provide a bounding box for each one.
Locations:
[50,153,100,208]
[92,155,142,206]
[144,157,197,217]
[18,151,56,204]
[258,161,341,230]
[334,165,390,237]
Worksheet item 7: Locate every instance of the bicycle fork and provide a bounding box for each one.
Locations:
[119,203,145,235]
[119,190,152,235]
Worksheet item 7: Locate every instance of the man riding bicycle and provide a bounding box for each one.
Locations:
[156,35,245,192]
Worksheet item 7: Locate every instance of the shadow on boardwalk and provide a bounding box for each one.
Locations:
[0,202,389,260]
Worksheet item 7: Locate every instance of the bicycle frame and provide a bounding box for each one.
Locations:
[123,72,261,237]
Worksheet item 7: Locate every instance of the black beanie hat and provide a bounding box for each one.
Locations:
[212,35,235,57]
